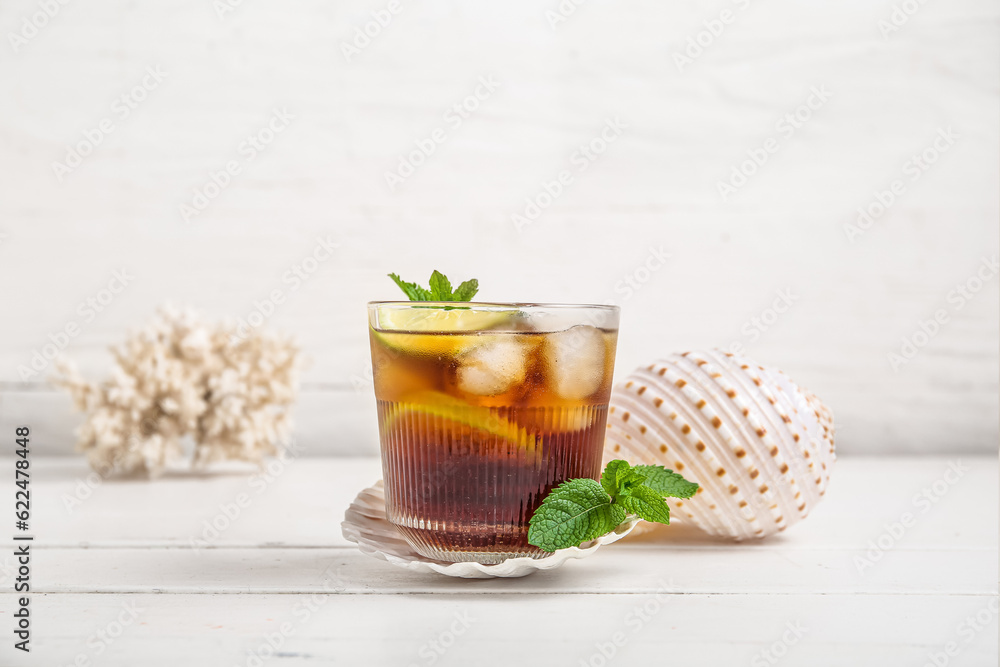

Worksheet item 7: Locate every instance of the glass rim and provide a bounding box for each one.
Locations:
[367,301,620,312]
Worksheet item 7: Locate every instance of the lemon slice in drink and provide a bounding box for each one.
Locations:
[382,390,539,456]
[371,305,516,356]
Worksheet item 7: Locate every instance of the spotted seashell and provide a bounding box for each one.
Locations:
[603,349,835,540]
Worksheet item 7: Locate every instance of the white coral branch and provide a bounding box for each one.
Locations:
[51,306,301,476]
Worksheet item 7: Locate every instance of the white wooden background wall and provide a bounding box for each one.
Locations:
[0,0,996,457]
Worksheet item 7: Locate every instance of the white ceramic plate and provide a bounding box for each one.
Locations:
[341,480,638,579]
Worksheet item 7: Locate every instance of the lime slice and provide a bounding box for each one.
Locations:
[382,390,539,454]
[372,306,515,356]
[376,306,514,333]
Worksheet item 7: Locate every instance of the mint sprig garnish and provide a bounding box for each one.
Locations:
[389,271,479,302]
[528,459,699,552]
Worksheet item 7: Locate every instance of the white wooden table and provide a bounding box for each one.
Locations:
[1,456,996,666]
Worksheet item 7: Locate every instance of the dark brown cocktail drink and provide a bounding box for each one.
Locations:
[368,302,619,563]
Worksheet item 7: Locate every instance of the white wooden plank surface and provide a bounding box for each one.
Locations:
[24,546,997,596]
[0,456,994,665]
[0,0,997,455]
[1,594,996,667]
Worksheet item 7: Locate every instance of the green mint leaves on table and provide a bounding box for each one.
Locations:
[389,271,479,302]
[528,460,699,552]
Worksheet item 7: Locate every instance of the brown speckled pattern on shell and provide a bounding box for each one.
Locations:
[603,349,835,541]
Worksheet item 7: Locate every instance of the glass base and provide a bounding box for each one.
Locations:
[392,522,550,564]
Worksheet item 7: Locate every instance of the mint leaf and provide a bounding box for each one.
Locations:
[388,273,432,301]
[528,461,699,551]
[528,479,622,552]
[428,270,453,300]
[621,484,672,524]
[600,459,632,497]
[388,272,478,302]
[632,465,699,499]
[451,279,479,302]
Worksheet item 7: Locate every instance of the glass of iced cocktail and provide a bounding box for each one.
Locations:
[368,300,619,563]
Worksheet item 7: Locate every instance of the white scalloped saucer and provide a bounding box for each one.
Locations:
[341,480,638,579]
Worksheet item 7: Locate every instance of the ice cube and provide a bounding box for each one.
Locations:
[456,337,529,396]
[543,325,606,400]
